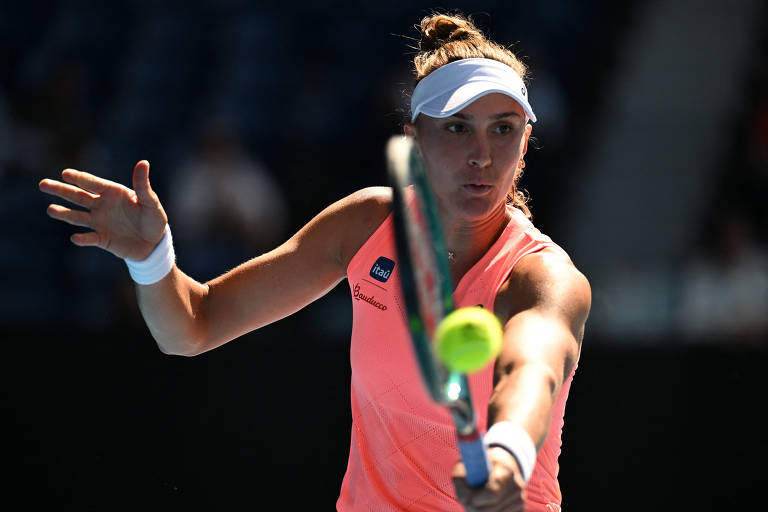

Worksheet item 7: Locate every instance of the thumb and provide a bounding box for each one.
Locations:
[132,160,158,205]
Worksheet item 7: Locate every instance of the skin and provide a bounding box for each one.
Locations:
[39,92,590,511]
[405,93,532,286]
[408,93,590,510]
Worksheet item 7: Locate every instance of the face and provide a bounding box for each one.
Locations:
[405,93,532,224]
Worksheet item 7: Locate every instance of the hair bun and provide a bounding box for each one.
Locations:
[412,12,528,96]
[419,14,483,53]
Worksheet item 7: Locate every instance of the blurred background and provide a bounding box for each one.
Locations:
[2,0,766,510]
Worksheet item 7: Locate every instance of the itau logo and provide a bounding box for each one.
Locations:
[369,256,395,283]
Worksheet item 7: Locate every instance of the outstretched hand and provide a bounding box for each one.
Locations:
[453,447,527,511]
[39,160,168,261]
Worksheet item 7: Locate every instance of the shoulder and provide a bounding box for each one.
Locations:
[495,247,591,334]
[331,186,392,224]
[328,187,393,269]
[274,187,391,279]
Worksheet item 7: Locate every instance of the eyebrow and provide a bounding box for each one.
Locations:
[450,112,524,120]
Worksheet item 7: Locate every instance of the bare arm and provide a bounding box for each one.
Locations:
[40,160,391,356]
[150,186,391,355]
[454,248,590,509]
[133,204,348,356]
[488,249,590,443]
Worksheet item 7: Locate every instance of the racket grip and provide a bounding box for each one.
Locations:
[457,432,490,487]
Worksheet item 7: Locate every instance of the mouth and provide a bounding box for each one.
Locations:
[461,184,493,195]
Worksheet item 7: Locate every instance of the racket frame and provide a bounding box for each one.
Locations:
[387,136,490,487]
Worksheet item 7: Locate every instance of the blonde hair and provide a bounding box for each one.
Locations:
[412,13,532,218]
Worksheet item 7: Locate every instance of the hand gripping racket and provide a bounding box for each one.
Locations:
[386,135,490,487]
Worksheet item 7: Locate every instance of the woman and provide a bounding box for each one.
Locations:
[39,13,590,512]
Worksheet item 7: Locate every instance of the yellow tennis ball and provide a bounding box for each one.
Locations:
[435,307,504,373]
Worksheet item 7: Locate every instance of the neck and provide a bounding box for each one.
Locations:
[441,203,511,282]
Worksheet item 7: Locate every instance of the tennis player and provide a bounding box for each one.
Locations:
[39,13,590,512]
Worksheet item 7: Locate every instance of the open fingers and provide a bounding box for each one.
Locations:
[39,179,98,209]
[70,231,102,247]
[132,160,158,206]
[46,204,92,228]
[60,168,114,194]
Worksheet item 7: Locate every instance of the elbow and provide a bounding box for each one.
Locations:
[177,339,207,357]
[155,335,207,357]
[159,346,196,357]
[159,344,203,357]
[179,340,206,357]
[522,362,560,398]
[542,366,559,398]
[498,360,561,399]
[155,313,211,357]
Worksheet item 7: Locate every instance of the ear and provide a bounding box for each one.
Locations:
[520,124,532,157]
[403,122,424,156]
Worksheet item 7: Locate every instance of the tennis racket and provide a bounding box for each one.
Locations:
[386,135,490,487]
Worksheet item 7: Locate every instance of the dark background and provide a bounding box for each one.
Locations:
[2,1,766,510]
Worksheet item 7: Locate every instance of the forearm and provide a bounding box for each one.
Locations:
[135,266,210,356]
[487,362,560,448]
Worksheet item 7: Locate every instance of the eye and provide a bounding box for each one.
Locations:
[493,124,513,135]
[446,123,468,134]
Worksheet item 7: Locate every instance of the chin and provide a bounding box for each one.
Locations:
[455,196,502,221]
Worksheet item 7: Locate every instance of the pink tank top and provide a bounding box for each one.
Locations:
[337,206,578,512]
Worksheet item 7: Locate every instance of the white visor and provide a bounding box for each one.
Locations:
[410,58,536,123]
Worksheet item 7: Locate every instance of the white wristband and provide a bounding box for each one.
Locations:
[124,224,175,285]
[484,421,537,483]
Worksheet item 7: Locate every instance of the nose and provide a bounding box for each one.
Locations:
[467,133,492,168]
